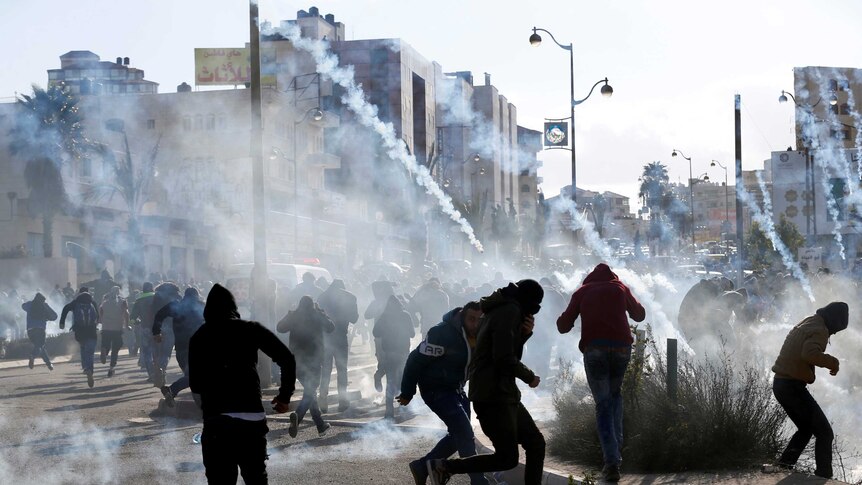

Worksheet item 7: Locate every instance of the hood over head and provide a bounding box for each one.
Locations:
[183,287,201,301]
[372,280,396,300]
[74,292,94,305]
[582,263,619,285]
[302,272,316,284]
[297,295,314,312]
[816,301,849,335]
[142,282,154,293]
[329,279,345,291]
[33,292,46,303]
[383,294,403,314]
[204,284,240,322]
[484,279,543,315]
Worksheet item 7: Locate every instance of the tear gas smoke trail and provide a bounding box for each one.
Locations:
[739,181,815,301]
[550,198,693,354]
[844,80,862,183]
[278,25,484,253]
[816,158,847,260]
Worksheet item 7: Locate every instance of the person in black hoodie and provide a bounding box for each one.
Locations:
[317,279,359,413]
[189,284,296,485]
[59,287,101,388]
[277,296,334,437]
[22,292,58,370]
[154,286,205,406]
[373,294,415,419]
[428,280,545,485]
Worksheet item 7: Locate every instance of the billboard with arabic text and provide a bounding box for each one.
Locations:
[194,47,276,86]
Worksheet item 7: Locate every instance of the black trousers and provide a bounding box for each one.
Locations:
[100,330,124,367]
[773,378,834,478]
[202,416,269,485]
[444,401,546,485]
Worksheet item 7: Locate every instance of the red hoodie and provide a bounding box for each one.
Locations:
[557,263,646,352]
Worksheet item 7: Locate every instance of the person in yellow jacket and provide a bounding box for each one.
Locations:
[771,301,848,479]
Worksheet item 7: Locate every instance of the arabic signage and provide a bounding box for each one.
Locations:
[194,47,277,86]
[543,121,568,148]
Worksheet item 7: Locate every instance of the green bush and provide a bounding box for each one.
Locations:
[549,329,785,472]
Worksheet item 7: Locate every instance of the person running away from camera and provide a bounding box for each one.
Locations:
[99,286,128,378]
[277,295,334,437]
[316,279,359,413]
[557,263,645,483]
[59,287,101,388]
[189,284,296,485]
[22,292,58,371]
[373,294,415,419]
[426,279,545,485]
[154,286,205,406]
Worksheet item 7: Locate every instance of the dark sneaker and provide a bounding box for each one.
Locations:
[374,371,384,392]
[317,422,331,437]
[338,400,350,413]
[161,386,175,408]
[604,464,621,482]
[28,357,34,369]
[47,361,54,371]
[408,459,428,485]
[100,351,107,365]
[107,366,115,378]
[86,372,95,388]
[427,459,451,485]
[288,412,298,438]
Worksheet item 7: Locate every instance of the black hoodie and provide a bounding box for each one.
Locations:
[816,302,849,335]
[59,292,99,340]
[189,284,296,419]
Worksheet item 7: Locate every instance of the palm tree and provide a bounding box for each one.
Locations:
[85,120,161,283]
[638,161,669,213]
[9,85,92,257]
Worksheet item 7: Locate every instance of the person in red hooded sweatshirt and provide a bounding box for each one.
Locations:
[556,263,645,483]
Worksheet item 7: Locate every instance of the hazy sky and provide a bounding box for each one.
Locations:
[3,0,862,208]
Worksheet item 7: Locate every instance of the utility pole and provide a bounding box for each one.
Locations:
[734,95,744,288]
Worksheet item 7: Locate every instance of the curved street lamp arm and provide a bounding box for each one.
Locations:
[710,159,727,170]
[532,27,572,51]
[295,106,323,125]
[672,149,691,161]
[573,78,609,106]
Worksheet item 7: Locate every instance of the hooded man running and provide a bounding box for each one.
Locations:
[189,284,296,485]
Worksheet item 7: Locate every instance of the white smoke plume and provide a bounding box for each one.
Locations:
[274,24,484,253]
[743,174,815,301]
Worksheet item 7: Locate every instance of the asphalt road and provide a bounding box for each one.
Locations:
[0,351,479,485]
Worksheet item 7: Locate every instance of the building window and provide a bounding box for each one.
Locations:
[27,233,44,257]
[183,116,192,132]
[146,119,155,130]
[830,128,850,141]
[521,184,530,193]
[79,158,92,179]
[206,114,215,130]
[218,114,226,130]
[194,115,203,131]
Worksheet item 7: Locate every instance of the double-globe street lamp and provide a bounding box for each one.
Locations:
[671,149,696,249]
[710,160,730,240]
[529,27,613,205]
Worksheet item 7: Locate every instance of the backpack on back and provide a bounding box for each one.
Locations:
[72,302,98,331]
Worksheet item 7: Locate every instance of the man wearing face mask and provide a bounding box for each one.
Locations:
[427,279,544,485]
[398,301,489,485]
[771,301,848,479]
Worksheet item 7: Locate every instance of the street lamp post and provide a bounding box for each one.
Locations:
[671,149,695,249]
[710,160,730,239]
[529,27,613,206]
[286,107,323,259]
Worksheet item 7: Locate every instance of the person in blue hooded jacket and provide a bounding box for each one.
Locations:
[398,301,488,485]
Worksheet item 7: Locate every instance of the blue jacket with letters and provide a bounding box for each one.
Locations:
[400,307,472,399]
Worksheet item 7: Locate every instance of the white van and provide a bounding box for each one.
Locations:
[224,263,332,307]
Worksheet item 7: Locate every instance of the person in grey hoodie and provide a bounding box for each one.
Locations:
[771,301,848,479]
[99,286,128,377]
[22,292,58,370]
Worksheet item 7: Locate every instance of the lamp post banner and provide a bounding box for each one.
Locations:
[543,121,569,147]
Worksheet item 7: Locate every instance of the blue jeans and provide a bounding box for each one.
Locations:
[420,389,488,485]
[168,348,190,397]
[583,346,631,467]
[80,338,97,373]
